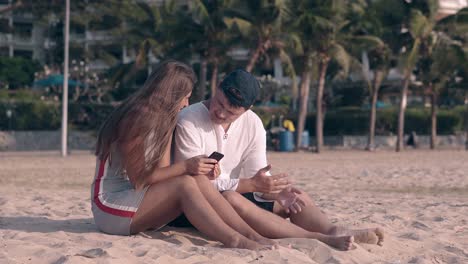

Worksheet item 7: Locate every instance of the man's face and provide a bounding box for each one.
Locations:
[209,90,247,125]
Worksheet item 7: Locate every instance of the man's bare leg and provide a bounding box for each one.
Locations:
[130,176,264,250]
[193,176,276,247]
[222,191,354,251]
[274,192,384,245]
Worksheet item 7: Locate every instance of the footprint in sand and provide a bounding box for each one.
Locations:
[398,232,421,241]
[76,248,109,258]
[444,246,468,258]
[411,221,430,231]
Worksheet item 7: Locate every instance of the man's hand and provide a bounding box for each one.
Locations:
[277,187,306,214]
[251,164,290,193]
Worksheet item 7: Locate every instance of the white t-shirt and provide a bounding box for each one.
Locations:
[174,102,268,192]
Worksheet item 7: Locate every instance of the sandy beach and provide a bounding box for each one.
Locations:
[1,150,467,264]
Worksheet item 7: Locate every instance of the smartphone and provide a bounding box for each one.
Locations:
[208,151,224,161]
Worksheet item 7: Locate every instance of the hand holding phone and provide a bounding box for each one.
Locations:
[208,151,224,162]
[207,152,223,179]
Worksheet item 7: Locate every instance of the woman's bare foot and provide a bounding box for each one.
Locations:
[226,235,275,250]
[252,235,279,249]
[330,226,384,246]
[321,235,355,251]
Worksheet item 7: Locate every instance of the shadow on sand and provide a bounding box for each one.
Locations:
[0,216,97,234]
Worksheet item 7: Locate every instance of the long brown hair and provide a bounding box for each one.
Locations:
[95,60,196,180]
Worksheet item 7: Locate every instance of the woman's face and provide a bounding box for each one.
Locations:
[179,91,192,111]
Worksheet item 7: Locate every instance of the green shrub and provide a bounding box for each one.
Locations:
[0,57,41,89]
[0,101,118,131]
[296,107,464,136]
[0,101,60,130]
[1,100,465,135]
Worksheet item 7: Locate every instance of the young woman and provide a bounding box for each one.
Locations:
[91,60,275,250]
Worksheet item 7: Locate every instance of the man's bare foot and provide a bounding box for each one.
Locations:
[321,235,355,251]
[331,226,384,246]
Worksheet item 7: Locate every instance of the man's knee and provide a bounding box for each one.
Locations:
[300,192,316,207]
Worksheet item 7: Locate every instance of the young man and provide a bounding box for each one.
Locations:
[173,69,383,248]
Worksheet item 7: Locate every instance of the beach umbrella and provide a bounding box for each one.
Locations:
[33,74,82,87]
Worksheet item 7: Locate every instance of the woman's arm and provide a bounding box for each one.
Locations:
[121,134,186,189]
[144,134,188,185]
[121,134,217,189]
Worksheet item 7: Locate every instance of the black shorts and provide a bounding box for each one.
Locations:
[167,192,275,228]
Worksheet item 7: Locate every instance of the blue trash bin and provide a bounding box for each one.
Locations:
[301,130,310,148]
[279,131,294,152]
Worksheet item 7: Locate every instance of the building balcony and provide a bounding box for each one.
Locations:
[85,30,115,42]
[0,32,10,44]
[12,34,32,46]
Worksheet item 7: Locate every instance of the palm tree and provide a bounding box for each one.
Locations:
[287,0,352,153]
[395,0,438,152]
[346,0,396,151]
[397,3,468,150]
[168,0,234,100]
[225,0,288,73]
[417,34,465,149]
[226,1,300,110]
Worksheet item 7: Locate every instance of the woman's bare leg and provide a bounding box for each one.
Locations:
[130,176,263,250]
[193,176,276,246]
[222,191,354,250]
[276,192,384,245]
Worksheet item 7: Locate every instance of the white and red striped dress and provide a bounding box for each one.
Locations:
[91,148,148,235]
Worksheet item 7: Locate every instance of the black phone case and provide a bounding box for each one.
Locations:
[208,151,224,161]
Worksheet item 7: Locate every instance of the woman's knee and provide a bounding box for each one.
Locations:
[169,175,198,193]
[222,191,245,211]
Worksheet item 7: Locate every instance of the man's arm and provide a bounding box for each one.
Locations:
[174,118,240,191]
[237,117,290,197]
[173,120,204,163]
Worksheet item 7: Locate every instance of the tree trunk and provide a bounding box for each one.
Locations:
[196,58,207,102]
[0,1,22,14]
[430,84,437,149]
[210,61,218,98]
[72,85,80,102]
[465,104,468,150]
[296,68,311,151]
[246,41,263,73]
[465,129,468,151]
[315,56,329,153]
[396,75,410,152]
[366,70,384,151]
[246,39,271,73]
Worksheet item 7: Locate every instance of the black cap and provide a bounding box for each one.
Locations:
[219,69,259,108]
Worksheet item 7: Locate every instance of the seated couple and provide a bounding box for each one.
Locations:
[91,60,384,250]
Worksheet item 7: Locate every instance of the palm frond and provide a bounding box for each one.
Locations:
[409,9,430,38]
[350,35,385,51]
[224,17,251,37]
[192,0,213,29]
[329,43,351,75]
